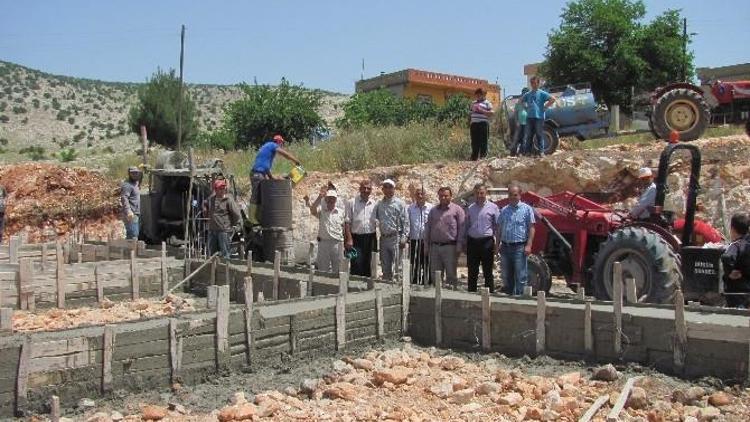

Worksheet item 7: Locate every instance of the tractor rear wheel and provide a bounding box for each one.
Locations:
[592,226,682,304]
[651,88,710,141]
[527,254,552,294]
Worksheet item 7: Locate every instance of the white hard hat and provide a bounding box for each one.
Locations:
[638,167,653,179]
[382,178,396,187]
[325,190,338,198]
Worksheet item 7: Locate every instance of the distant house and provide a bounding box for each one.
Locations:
[355,69,501,106]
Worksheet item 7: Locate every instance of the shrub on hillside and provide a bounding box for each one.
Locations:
[12,106,26,114]
[221,78,325,149]
[128,68,198,148]
[58,147,78,162]
[19,145,46,161]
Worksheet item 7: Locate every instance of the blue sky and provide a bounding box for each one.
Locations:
[0,1,747,95]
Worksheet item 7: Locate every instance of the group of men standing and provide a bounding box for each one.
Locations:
[307,179,537,296]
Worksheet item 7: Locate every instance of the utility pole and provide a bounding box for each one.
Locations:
[176,24,186,151]
[682,17,687,82]
[361,58,365,80]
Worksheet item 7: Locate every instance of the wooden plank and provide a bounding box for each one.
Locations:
[130,250,139,300]
[289,315,298,354]
[243,277,253,366]
[102,325,114,393]
[370,251,378,281]
[18,258,33,310]
[625,277,637,303]
[210,257,217,286]
[161,242,168,296]
[576,287,586,301]
[169,318,182,384]
[584,299,593,356]
[335,294,346,350]
[673,290,687,374]
[481,288,491,352]
[273,251,281,300]
[50,395,60,422]
[339,271,348,297]
[215,285,230,370]
[40,244,47,272]
[77,252,83,264]
[375,287,384,339]
[434,271,442,346]
[536,291,546,355]
[613,262,623,356]
[606,376,640,422]
[9,236,20,265]
[207,286,218,310]
[307,264,314,297]
[15,338,31,415]
[579,395,609,422]
[523,286,533,297]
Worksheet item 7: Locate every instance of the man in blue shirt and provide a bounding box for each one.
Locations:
[249,134,301,221]
[521,76,557,156]
[496,185,536,295]
[465,183,499,292]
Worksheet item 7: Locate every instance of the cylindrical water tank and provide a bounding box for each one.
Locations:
[262,227,294,262]
[260,179,293,228]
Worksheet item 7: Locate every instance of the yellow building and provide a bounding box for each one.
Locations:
[355,69,501,106]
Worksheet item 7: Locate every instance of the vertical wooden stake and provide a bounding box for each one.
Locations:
[584,299,593,356]
[161,242,168,296]
[207,285,218,310]
[210,257,217,286]
[95,264,104,303]
[130,250,139,300]
[673,290,687,374]
[370,251,379,281]
[536,291,546,355]
[339,271,348,297]
[257,291,264,303]
[18,259,33,310]
[215,285,230,370]
[102,325,114,393]
[50,395,60,422]
[523,286,533,297]
[40,243,47,272]
[375,287,384,339]
[0,308,12,332]
[481,287,491,352]
[625,277,637,304]
[170,318,182,383]
[335,294,346,350]
[15,338,31,415]
[244,277,254,366]
[289,315,298,355]
[246,250,253,274]
[613,261,623,356]
[434,270,442,346]
[401,263,410,335]
[577,287,586,301]
[273,250,281,300]
[106,233,112,261]
[77,252,83,264]
[307,264,314,297]
[55,241,65,308]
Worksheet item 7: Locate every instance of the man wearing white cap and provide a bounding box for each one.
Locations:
[373,179,409,280]
[630,167,656,220]
[305,185,345,273]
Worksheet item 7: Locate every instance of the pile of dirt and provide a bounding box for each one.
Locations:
[75,345,750,421]
[0,163,121,243]
[12,295,196,332]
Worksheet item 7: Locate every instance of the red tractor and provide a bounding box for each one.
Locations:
[649,81,750,142]
[496,143,728,304]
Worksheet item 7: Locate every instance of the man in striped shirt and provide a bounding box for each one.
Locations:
[496,185,536,295]
[469,88,494,161]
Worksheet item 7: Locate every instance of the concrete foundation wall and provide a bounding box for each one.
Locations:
[409,291,750,383]
[0,286,404,417]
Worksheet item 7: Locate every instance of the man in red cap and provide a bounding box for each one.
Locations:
[204,178,241,258]
[249,134,302,223]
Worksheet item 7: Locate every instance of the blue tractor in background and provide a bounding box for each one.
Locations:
[501,82,611,155]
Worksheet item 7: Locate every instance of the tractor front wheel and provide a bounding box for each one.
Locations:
[592,226,682,304]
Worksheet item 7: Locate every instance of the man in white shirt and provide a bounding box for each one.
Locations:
[305,187,345,273]
[344,180,378,277]
[408,187,433,285]
[630,167,657,220]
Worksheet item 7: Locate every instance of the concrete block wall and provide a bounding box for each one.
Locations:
[0,286,405,417]
[408,290,750,382]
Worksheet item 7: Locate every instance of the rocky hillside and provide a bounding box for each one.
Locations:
[0,60,346,160]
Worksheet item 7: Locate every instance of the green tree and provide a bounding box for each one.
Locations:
[222,78,324,149]
[541,0,692,109]
[128,68,198,148]
[337,90,473,128]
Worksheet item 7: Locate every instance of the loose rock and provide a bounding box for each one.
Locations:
[592,364,620,381]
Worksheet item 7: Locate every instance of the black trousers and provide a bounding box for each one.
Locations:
[409,239,432,285]
[470,121,489,160]
[467,235,495,292]
[351,233,377,277]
